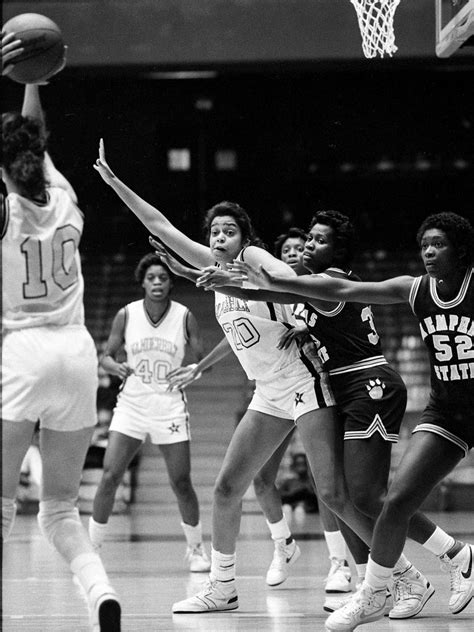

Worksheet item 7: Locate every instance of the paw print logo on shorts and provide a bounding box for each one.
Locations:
[366,378,385,400]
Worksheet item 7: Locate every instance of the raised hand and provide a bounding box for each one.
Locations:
[93,138,116,184]
[195,266,241,290]
[1,31,24,75]
[148,236,192,278]
[227,260,275,289]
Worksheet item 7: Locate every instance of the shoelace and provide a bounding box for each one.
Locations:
[440,556,463,591]
[393,577,410,602]
[324,558,345,583]
[270,540,292,569]
[341,588,385,617]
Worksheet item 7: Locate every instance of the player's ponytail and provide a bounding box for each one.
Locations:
[2,112,48,200]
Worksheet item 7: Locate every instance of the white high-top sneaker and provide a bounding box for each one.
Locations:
[389,564,435,619]
[325,582,386,631]
[185,543,211,572]
[440,544,474,614]
[172,577,238,613]
[265,537,301,586]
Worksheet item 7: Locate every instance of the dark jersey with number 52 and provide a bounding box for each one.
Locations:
[294,268,388,376]
[409,267,474,412]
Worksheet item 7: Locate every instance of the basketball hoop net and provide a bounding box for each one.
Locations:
[350,0,401,58]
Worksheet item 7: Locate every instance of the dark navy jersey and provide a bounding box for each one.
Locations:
[409,266,474,412]
[294,268,387,376]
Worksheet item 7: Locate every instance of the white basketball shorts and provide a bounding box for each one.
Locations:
[2,326,98,431]
[110,388,191,445]
[248,358,335,421]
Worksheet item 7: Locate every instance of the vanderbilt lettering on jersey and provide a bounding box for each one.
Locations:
[122,299,188,393]
[410,267,474,410]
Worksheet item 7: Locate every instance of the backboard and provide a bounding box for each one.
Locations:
[436,0,474,56]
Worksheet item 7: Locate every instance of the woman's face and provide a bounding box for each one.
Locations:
[142,264,172,301]
[420,228,458,280]
[280,237,306,274]
[303,223,337,274]
[209,215,244,263]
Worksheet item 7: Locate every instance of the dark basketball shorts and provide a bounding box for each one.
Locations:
[330,364,407,442]
[413,397,473,456]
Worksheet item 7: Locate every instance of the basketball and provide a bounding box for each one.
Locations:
[2,13,65,84]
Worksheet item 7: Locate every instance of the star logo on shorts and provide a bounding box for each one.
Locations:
[295,392,305,406]
[168,422,181,434]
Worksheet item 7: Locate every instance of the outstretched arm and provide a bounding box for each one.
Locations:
[229,260,414,305]
[94,139,213,269]
[149,236,202,283]
[20,83,78,201]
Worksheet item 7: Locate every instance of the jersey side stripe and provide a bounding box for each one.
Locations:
[413,423,468,456]
[0,196,10,239]
[329,356,388,376]
[409,276,423,314]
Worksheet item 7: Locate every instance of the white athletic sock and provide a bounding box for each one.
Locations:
[393,553,411,575]
[210,546,236,583]
[88,517,108,548]
[365,556,393,592]
[423,526,456,557]
[70,552,110,594]
[266,516,291,541]
[356,563,367,582]
[450,544,470,569]
[181,521,203,547]
[324,530,347,561]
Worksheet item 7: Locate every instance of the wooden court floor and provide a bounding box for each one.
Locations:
[3,496,474,631]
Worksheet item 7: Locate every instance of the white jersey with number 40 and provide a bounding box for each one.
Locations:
[2,188,85,330]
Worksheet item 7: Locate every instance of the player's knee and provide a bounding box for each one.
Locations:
[170,474,193,498]
[350,486,384,519]
[252,473,274,499]
[37,498,80,547]
[2,497,17,541]
[380,488,416,522]
[317,485,346,517]
[100,466,125,492]
[214,475,242,505]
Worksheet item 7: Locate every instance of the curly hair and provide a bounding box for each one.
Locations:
[134,253,174,284]
[2,112,48,199]
[309,210,357,268]
[273,227,307,260]
[416,212,474,266]
[203,201,267,249]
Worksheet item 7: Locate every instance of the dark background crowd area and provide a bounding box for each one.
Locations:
[3,66,472,259]
[2,1,473,259]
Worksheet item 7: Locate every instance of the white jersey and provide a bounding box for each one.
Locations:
[120,299,189,397]
[214,290,302,381]
[2,188,84,330]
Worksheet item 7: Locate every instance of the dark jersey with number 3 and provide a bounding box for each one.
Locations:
[294,268,388,376]
[409,266,474,412]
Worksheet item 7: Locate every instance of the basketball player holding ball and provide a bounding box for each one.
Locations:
[1,36,121,632]
[2,13,67,84]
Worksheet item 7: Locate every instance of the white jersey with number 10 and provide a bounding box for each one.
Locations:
[2,187,85,330]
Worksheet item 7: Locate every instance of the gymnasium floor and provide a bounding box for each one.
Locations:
[3,451,474,632]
